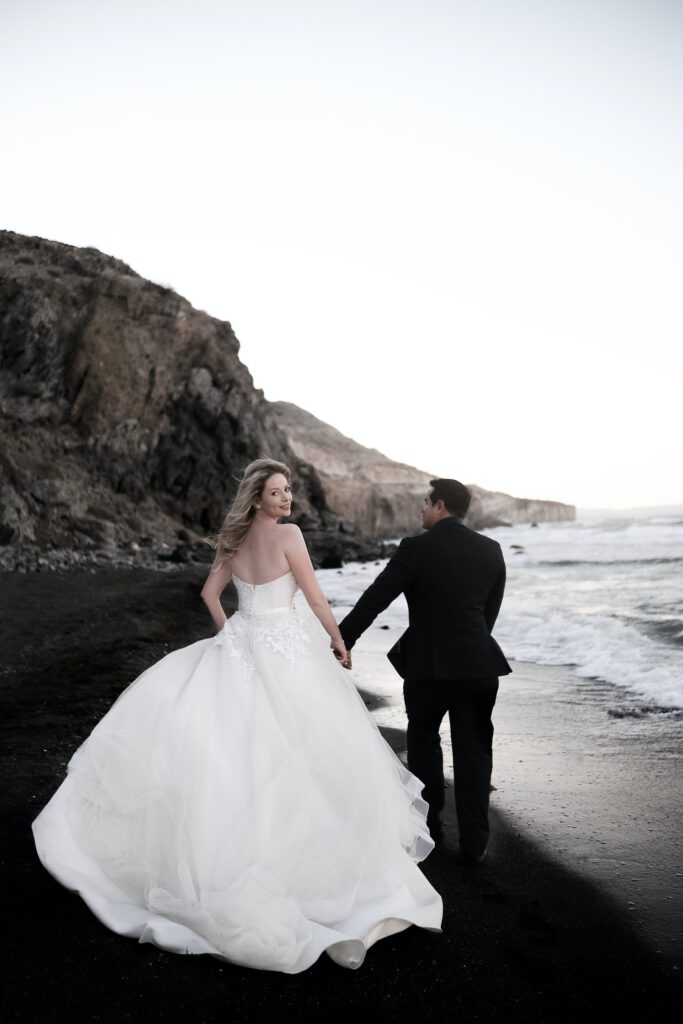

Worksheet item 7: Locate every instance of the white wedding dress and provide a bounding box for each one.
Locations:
[32,571,442,973]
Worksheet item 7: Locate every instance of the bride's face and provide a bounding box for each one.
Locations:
[258,474,292,519]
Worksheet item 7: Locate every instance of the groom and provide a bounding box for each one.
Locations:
[338,479,511,864]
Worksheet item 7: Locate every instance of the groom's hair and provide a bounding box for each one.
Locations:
[429,479,471,518]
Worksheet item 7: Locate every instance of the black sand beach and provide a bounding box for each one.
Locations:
[1,567,680,1022]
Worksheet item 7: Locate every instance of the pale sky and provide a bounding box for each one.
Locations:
[1,0,682,508]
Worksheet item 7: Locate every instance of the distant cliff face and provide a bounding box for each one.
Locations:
[465,487,576,529]
[270,402,431,537]
[271,402,576,535]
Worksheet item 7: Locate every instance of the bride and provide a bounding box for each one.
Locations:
[32,459,443,973]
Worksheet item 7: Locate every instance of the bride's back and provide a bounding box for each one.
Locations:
[230,522,292,585]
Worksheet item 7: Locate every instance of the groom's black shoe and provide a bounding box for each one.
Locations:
[460,844,488,866]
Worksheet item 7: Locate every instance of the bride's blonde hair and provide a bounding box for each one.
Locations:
[208,458,292,562]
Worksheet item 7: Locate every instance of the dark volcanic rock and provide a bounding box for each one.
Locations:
[0,231,352,567]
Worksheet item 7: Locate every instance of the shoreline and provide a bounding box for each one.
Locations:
[1,567,680,1020]
[349,618,683,962]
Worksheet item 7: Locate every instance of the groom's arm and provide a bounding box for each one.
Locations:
[484,548,506,631]
[339,539,414,649]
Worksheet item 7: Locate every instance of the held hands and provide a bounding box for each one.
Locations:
[331,637,352,669]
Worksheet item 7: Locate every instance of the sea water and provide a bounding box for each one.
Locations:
[319,506,683,710]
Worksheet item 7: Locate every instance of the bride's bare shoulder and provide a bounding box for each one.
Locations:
[278,524,301,540]
[278,523,305,547]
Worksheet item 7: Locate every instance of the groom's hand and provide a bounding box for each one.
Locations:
[331,637,352,669]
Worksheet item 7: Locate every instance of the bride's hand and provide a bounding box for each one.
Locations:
[331,637,351,669]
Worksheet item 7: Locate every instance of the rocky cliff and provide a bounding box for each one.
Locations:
[0,231,363,569]
[0,231,573,572]
[271,402,575,534]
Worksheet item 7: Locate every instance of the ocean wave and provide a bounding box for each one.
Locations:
[486,516,683,567]
[319,509,683,710]
[494,608,683,709]
[532,557,683,567]
[640,619,683,647]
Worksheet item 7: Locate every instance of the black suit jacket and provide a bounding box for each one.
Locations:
[339,517,512,681]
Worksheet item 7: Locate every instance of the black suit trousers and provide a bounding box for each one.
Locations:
[403,677,499,857]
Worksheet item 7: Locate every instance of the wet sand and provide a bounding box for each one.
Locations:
[1,568,680,1021]
[350,620,683,959]
[493,662,683,956]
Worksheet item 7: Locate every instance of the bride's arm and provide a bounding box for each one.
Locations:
[282,525,350,667]
[200,557,233,630]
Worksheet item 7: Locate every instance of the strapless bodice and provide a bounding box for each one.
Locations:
[233,571,299,618]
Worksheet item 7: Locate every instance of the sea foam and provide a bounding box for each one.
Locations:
[319,509,683,710]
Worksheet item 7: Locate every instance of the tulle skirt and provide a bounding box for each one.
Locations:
[32,609,442,973]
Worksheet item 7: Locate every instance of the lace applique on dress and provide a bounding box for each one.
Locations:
[213,571,312,672]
